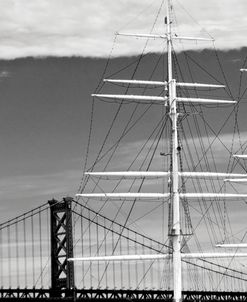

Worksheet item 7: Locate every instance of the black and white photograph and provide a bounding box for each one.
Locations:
[0,0,247,300]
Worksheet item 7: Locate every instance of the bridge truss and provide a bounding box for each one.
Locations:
[1,288,247,301]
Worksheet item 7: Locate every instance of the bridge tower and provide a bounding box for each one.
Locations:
[48,197,75,296]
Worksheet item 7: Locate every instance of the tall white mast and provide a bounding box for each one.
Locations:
[166,1,182,301]
[73,0,247,295]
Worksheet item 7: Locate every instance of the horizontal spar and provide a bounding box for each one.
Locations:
[104,79,167,86]
[68,254,170,262]
[68,252,247,262]
[92,94,235,104]
[177,97,236,104]
[116,32,214,42]
[76,193,170,199]
[180,193,247,198]
[173,36,214,42]
[92,94,166,102]
[76,193,247,199]
[116,32,167,39]
[233,154,247,159]
[216,243,247,248]
[176,82,225,88]
[181,172,246,178]
[85,171,170,177]
[85,171,247,178]
[224,178,247,183]
[104,79,225,89]
[182,252,247,259]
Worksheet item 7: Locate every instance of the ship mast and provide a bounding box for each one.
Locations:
[166,1,182,301]
[72,0,247,297]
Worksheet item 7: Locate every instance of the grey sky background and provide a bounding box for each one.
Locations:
[0,0,247,236]
[0,0,246,59]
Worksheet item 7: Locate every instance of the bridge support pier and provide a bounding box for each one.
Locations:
[48,197,75,297]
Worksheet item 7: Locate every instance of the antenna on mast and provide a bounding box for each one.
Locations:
[166,0,173,82]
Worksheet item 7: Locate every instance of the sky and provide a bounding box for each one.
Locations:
[0,0,247,291]
[0,51,246,230]
[0,1,244,215]
[0,0,246,59]
[0,1,245,218]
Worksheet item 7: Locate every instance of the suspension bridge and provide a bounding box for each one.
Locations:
[0,196,246,301]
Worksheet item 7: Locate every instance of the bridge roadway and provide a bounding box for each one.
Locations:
[1,288,247,301]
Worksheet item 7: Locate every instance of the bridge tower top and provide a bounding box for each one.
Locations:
[48,197,75,294]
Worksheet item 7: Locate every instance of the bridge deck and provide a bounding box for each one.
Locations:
[1,288,247,301]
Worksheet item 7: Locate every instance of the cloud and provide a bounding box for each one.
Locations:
[0,0,246,59]
[0,70,10,77]
[0,169,83,220]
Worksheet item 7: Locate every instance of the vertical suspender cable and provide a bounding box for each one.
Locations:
[96,214,99,287]
[81,207,84,286]
[15,221,19,287]
[142,235,146,289]
[158,257,161,289]
[111,227,116,288]
[150,239,154,288]
[0,229,2,286]
[88,209,92,287]
[23,217,27,286]
[46,207,50,287]
[31,212,35,285]
[7,225,11,286]
[135,231,138,288]
[119,225,123,288]
[127,228,131,289]
[39,210,43,287]
[104,218,108,287]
